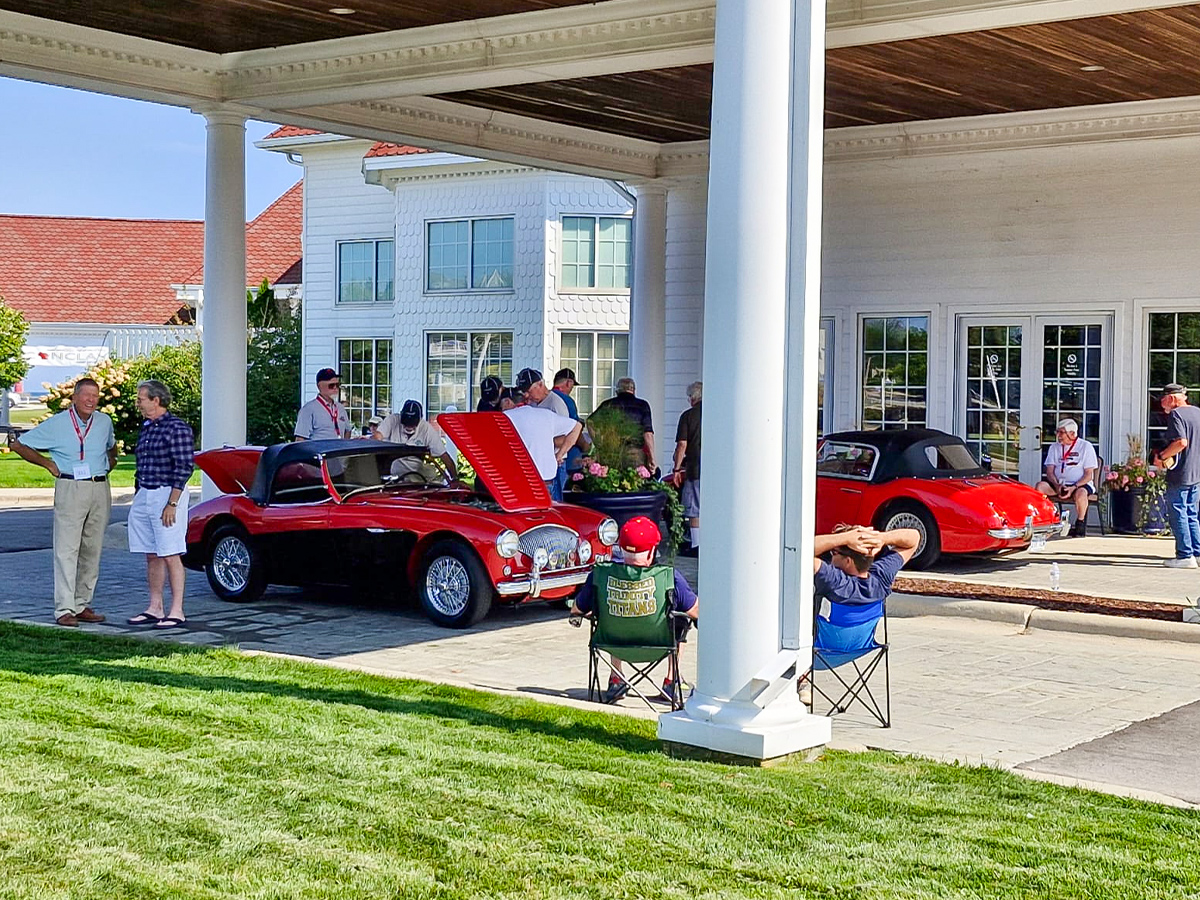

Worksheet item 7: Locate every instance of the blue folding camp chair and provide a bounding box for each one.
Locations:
[806,597,890,728]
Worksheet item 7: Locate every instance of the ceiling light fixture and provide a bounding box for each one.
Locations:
[329,7,356,14]
[1080,65,1106,72]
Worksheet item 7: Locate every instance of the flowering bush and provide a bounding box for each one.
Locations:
[571,405,686,557]
[1103,435,1167,497]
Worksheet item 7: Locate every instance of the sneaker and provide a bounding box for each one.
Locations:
[657,678,692,703]
[603,675,629,704]
[797,676,813,707]
[1164,557,1199,568]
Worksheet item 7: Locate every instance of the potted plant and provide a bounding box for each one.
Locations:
[1103,434,1169,535]
[563,405,685,559]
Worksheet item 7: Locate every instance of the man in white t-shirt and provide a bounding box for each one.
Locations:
[1035,418,1098,537]
[505,401,581,495]
[376,400,458,483]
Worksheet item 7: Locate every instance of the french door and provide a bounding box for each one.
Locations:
[957,315,1110,485]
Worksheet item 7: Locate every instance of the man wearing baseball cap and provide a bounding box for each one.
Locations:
[1034,418,1098,537]
[376,399,458,483]
[294,368,352,441]
[569,516,699,704]
[1154,383,1200,566]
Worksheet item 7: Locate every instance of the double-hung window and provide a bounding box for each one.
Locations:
[426,331,514,413]
[337,239,394,303]
[337,338,393,429]
[1148,312,1200,450]
[426,218,514,291]
[561,216,632,290]
[860,316,929,430]
[558,331,629,416]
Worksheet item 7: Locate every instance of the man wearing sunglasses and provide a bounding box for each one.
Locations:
[294,367,353,441]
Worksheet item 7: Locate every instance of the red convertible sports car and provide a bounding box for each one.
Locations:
[185,412,619,628]
[816,428,1065,569]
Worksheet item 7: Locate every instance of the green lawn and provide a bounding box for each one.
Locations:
[1,623,1196,899]
[0,454,201,489]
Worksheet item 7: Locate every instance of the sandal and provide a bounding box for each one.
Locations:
[126,612,161,625]
[154,617,186,629]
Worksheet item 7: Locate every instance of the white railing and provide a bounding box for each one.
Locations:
[104,326,197,358]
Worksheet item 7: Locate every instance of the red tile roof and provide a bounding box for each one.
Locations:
[262,125,324,140]
[0,181,303,325]
[365,142,431,158]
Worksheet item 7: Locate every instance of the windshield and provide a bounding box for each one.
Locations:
[325,450,437,498]
[923,442,983,472]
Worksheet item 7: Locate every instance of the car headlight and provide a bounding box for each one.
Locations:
[598,517,619,547]
[577,539,592,564]
[495,529,520,558]
[532,547,549,569]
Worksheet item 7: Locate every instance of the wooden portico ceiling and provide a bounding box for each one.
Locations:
[441,5,1200,137]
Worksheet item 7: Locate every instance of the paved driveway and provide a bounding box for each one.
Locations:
[3,507,1200,807]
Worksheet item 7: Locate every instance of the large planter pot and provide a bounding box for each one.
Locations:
[1109,488,1169,535]
[563,490,672,557]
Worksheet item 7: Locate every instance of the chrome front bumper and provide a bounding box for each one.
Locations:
[495,567,591,598]
[987,513,1070,541]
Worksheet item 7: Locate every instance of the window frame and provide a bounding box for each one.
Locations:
[1145,309,1200,453]
[816,440,880,482]
[335,238,394,305]
[558,330,631,417]
[424,216,516,294]
[558,215,633,293]
[425,329,515,414]
[858,313,931,431]
[336,337,393,430]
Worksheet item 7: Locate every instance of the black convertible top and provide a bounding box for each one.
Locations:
[821,428,989,482]
[247,440,428,504]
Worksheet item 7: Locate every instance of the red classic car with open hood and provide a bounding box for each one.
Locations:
[184,412,619,628]
[816,428,1066,569]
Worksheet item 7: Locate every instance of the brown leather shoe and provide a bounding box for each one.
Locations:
[76,608,106,623]
[56,613,79,627]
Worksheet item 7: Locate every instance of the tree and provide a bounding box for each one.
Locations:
[0,295,30,391]
[246,280,302,445]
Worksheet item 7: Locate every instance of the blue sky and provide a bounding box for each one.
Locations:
[0,77,302,220]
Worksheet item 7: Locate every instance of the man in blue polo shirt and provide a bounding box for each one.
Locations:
[11,378,117,626]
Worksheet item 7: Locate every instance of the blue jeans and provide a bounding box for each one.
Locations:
[1166,484,1200,558]
[551,461,567,502]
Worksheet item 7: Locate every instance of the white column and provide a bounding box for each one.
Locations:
[629,183,667,434]
[658,0,830,761]
[199,110,247,497]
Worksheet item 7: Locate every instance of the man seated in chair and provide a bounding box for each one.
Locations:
[1034,417,1098,537]
[799,523,920,703]
[569,516,698,704]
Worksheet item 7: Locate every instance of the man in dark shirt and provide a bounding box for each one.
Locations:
[1154,382,1200,567]
[671,381,702,556]
[812,524,921,606]
[593,377,656,472]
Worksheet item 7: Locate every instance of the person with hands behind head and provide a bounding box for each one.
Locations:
[812,524,921,605]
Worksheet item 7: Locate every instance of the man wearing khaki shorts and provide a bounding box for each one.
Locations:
[10,378,117,626]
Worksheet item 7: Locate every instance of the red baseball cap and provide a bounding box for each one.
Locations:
[619,516,661,554]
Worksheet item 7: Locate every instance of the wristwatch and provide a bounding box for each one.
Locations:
[167,501,178,508]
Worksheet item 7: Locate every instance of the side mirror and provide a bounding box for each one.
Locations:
[980,454,993,472]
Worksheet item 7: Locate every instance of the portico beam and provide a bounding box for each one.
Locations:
[629,183,667,436]
[198,109,248,496]
[658,0,830,761]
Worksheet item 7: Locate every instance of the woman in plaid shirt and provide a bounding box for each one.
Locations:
[126,380,195,629]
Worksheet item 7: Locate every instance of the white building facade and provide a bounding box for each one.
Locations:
[262,133,636,426]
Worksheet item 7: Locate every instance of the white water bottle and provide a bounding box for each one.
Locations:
[1049,562,1061,592]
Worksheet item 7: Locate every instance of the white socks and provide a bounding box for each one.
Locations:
[690,527,700,548]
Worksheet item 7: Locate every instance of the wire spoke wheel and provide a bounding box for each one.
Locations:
[884,511,927,556]
[211,535,251,592]
[425,555,471,617]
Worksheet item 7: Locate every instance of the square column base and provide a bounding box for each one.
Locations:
[657,709,831,765]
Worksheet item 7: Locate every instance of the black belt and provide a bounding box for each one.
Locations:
[58,474,107,482]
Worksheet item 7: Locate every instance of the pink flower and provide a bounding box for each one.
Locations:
[1106,471,1118,481]
[571,472,584,482]
[1131,458,1143,466]
[597,465,608,477]
[587,461,602,476]
[636,465,651,478]
[1136,476,1144,483]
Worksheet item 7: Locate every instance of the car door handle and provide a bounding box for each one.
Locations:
[840,487,862,495]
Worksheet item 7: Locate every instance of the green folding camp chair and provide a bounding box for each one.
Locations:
[586,562,687,711]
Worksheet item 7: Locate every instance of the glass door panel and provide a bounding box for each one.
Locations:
[1040,323,1104,459]
[963,323,1023,475]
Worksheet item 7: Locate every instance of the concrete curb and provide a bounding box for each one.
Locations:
[0,487,138,508]
[890,591,1200,644]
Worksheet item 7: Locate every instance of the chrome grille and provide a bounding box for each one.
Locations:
[518,525,580,569]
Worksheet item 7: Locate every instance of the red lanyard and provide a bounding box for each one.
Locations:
[1058,437,1078,474]
[69,408,93,461]
[317,396,340,432]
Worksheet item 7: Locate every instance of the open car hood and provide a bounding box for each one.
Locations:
[193,447,264,495]
[436,412,551,512]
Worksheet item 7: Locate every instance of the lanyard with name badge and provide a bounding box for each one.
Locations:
[69,407,94,480]
[317,395,341,434]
